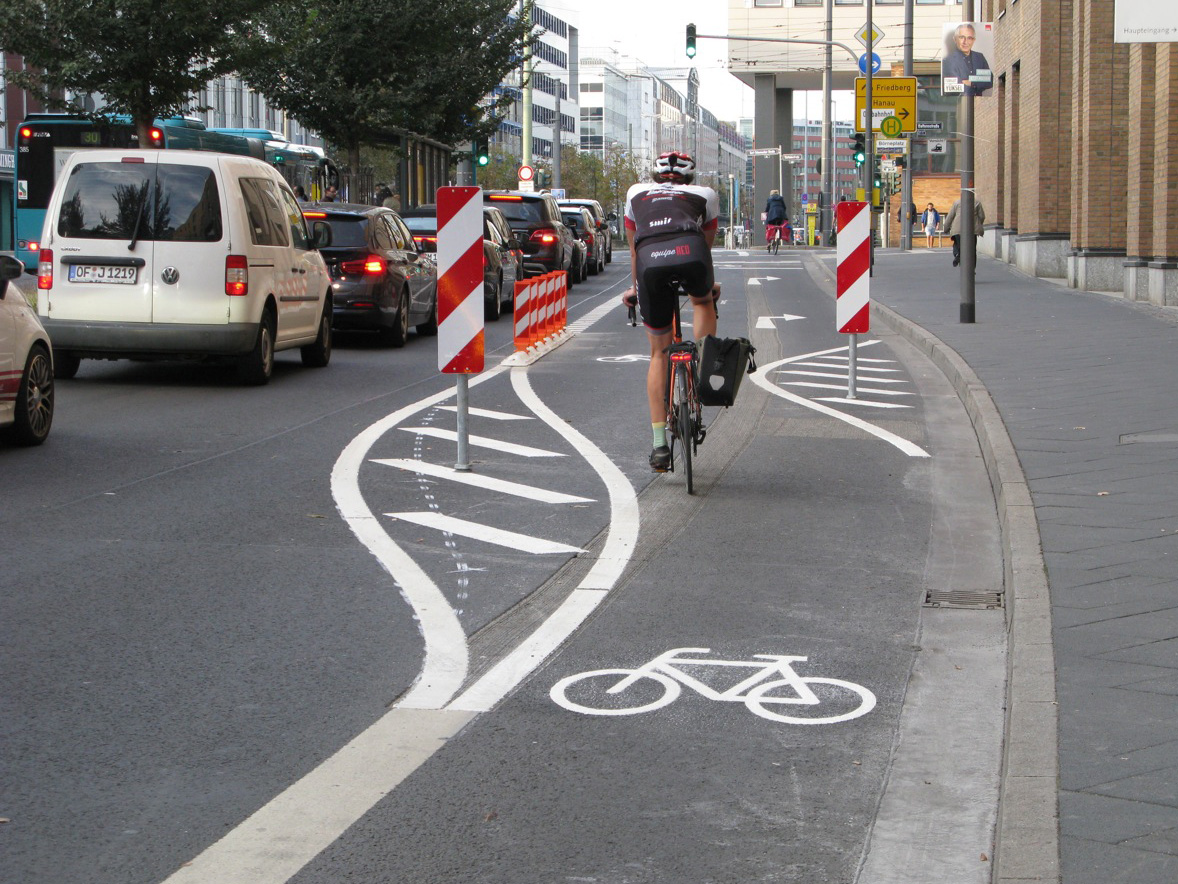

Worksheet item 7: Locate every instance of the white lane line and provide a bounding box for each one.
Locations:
[436,405,532,421]
[158,708,475,884]
[751,343,930,458]
[781,381,914,397]
[372,458,594,504]
[387,512,584,555]
[776,369,908,384]
[814,398,913,409]
[819,355,894,363]
[399,426,564,458]
[791,361,902,373]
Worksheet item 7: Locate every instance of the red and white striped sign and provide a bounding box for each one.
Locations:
[436,186,484,373]
[835,201,871,334]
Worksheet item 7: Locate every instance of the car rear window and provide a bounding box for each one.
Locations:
[487,199,543,225]
[562,213,586,232]
[401,216,438,234]
[321,217,369,248]
[57,161,223,242]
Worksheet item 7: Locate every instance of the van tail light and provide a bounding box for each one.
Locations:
[531,228,559,245]
[225,255,248,296]
[37,249,53,290]
[339,255,387,275]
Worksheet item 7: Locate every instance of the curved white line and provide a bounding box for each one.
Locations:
[752,345,930,458]
[446,367,639,712]
[330,366,507,710]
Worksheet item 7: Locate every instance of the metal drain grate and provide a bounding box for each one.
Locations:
[923,589,1004,610]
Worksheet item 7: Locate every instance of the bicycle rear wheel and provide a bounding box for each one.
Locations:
[675,367,694,494]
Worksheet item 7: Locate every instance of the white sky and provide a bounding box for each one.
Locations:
[549,0,855,124]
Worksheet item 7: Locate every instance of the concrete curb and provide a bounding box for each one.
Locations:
[870,299,1061,884]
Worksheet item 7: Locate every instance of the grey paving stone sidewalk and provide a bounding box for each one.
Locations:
[858,249,1178,884]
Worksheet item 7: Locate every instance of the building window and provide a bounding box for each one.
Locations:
[753,0,783,6]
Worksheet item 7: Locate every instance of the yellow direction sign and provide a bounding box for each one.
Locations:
[854,77,917,133]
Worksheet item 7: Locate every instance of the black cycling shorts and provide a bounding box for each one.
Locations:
[634,231,714,333]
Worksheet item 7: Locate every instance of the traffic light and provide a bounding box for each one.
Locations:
[852,133,866,166]
[686,23,697,58]
[872,157,882,191]
[473,139,490,167]
[537,168,552,188]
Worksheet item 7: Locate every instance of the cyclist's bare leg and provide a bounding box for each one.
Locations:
[647,329,673,425]
[691,294,717,340]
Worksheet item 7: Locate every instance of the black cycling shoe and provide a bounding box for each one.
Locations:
[649,445,671,472]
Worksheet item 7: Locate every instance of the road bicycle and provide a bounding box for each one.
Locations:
[550,647,876,725]
[626,280,715,495]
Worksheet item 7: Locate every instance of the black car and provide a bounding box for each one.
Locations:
[558,197,614,264]
[484,191,575,279]
[484,206,525,313]
[561,207,604,279]
[401,204,510,320]
[303,203,437,347]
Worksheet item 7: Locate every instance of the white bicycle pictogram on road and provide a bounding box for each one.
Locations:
[550,647,877,725]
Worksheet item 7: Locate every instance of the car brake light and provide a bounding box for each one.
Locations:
[303,211,327,219]
[28,240,40,252]
[37,249,53,290]
[340,255,387,275]
[150,128,163,146]
[531,228,558,245]
[584,232,595,246]
[488,194,523,201]
[413,235,437,247]
[225,255,248,296]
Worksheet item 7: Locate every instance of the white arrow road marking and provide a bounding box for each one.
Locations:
[756,313,807,328]
[387,512,585,555]
[400,426,564,458]
[373,458,594,504]
[436,405,533,421]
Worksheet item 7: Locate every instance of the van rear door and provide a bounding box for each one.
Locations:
[47,154,158,323]
[148,158,229,325]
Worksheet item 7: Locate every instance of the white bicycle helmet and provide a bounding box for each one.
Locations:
[653,151,696,183]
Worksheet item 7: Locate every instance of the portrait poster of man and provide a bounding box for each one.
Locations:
[941,22,995,97]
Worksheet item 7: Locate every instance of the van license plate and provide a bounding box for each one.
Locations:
[68,265,138,284]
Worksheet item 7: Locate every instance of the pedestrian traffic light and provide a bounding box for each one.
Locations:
[473,139,490,167]
[686,23,697,58]
[852,133,866,166]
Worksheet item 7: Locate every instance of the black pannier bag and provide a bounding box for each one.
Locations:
[697,335,758,407]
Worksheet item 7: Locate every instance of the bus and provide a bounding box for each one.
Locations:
[12,114,265,271]
[206,128,338,201]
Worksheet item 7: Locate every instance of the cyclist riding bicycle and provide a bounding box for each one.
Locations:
[620,150,720,472]
[763,189,788,249]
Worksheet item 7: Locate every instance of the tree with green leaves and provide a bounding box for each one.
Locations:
[241,0,534,172]
[0,0,271,146]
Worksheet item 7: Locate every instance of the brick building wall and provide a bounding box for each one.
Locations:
[978,0,1178,299]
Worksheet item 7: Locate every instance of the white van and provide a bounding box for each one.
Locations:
[35,149,333,384]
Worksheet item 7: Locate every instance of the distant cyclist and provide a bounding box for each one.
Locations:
[763,189,787,249]
[621,150,720,472]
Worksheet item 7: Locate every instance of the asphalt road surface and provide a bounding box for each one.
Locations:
[1,246,1006,884]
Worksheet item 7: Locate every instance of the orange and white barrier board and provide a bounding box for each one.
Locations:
[513,270,568,351]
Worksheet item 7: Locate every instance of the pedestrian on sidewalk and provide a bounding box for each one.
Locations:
[944,196,985,266]
[921,202,941,248]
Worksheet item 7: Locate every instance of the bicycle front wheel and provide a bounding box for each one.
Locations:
[550,669,681,716]
[675,367,694,494]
